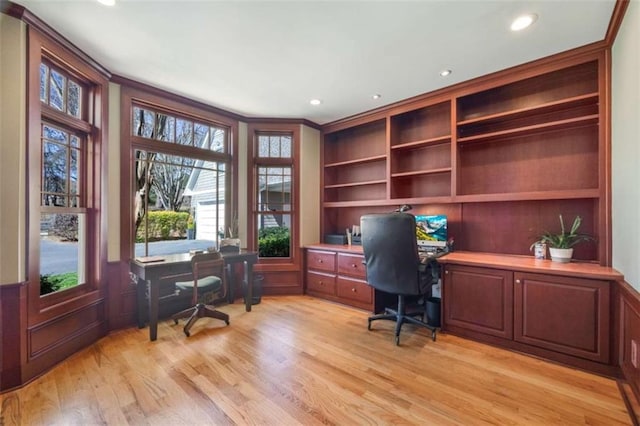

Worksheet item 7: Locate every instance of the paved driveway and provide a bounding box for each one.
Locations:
[41,238,215,275]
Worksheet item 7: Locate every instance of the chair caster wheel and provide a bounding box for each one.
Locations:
[367,321,372,331]
[184,329,190,337]
[395,336,400,346]
[225,320,230,325]
[432,331,437,342]
[174,319,179,325]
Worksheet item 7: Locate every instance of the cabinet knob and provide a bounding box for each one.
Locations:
[319,281,323,285]
[351,288,356,292]
[516,279,521,284]
[318,259,323,263]
[351,264,357,268]
[445,270,449,274]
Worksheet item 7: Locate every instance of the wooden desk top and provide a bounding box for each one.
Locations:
[437,251,623,281]
[305,243,364,255]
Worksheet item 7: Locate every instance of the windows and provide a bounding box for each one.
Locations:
[251,130,297,259]
[127,101,233,258]
[27,29,108,308]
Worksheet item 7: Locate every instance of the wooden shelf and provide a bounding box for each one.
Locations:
[391,167,451,178]
[324,154,386,168]
[457,93,598,127]
[454,189,600,203]
[391,135,451,150]
[457,114,599,144]
[324,179,386,189]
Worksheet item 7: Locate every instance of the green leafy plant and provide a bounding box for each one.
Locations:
[531,215,594,250]
[258,226,290,257]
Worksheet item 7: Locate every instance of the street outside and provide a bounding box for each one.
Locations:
[41,238,216,275]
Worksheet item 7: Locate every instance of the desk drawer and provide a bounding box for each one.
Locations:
[337,276,372,305]
[306,250,336,273]
[306,271,336,296]
[337,253,366,279]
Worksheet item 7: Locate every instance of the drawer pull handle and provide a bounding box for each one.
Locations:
[319,281,324,285]
[351,264,357,268]
[351,288,356,292]
[318,259,323,263]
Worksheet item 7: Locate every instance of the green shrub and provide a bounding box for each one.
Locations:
[258,226,290,257]
[136,211,189,242]
[40,272,78,295]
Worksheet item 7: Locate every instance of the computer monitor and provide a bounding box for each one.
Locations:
[414,214,447,249]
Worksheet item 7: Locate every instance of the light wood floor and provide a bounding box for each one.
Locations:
[0,296,632,425]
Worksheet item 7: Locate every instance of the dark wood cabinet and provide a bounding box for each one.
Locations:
[443,265,513,340]
[439,252,620,374]
[513,272,610,363]
[304,244,393,312]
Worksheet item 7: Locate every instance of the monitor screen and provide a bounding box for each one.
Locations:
[414,214,448,249]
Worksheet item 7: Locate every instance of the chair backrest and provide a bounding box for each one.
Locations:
[191,251,226,297]
[360,213,422,296]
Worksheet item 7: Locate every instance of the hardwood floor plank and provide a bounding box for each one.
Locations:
[0,296,632,425]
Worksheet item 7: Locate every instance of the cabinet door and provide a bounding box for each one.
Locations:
[514,272,610,363]
[443,265,513,339]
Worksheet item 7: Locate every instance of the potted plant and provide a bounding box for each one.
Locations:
[531,215,594,263]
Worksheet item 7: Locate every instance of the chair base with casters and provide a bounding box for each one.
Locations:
[172,302,229,337]
[171,252,229,337]
[368,294,437,345]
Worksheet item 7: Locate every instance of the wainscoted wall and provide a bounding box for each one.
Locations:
[0,282,25,391]
[619,280,640,403]
[106,260,138,331]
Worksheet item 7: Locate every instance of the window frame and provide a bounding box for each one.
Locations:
[248,123,300,267]
[26,28,109,320]
[119,87,239,263]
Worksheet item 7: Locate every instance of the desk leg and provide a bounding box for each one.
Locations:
[148,279,159,341]
[244,260,252,312]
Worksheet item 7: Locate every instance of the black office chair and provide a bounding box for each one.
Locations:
[171,251,229,337]
[361,213,437,345]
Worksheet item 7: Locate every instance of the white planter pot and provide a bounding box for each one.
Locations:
[549,247,573,263]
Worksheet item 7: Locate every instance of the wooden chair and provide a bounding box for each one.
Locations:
[171,251,229,337]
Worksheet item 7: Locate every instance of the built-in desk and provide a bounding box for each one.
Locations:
[437,251,623,376]
[130,250,258,341]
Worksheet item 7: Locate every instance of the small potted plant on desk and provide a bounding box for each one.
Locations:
[531,215,594,263]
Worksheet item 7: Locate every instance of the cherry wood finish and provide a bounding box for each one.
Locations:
[439,251,619,374]
[304,244,394,312]
[320,48,610,267]
[514,272,610,363]
[443,265,514,340]
[619,280,640,410]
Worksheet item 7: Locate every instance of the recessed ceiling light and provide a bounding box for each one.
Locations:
[97,0,116,5]
[439,69,452,77]
[511,13,537,31]
[310,99,322,106]
[372,94,382,100]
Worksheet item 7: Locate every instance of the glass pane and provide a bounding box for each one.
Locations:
[70,134,80,148]
[49,69,65,112]
[210,127,226,153]
[40,64,48,103]
[194,123,209,148]
[258,135,269,157]
[40,213,85,296]
[133,108,155,138]
[67,80,81,118]
[281,136,292,158]
[43,141,68,197]
[134,151,224,257]
[70,148,78,197]
[257,214,290,258]
[176,119,193,146]
[269,136,280,158]
[43,124,68,144]
[155,114,174,142]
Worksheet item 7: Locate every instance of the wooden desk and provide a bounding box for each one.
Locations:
[130,250,258,341]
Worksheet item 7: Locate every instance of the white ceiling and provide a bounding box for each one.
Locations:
[13,0,616,125]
